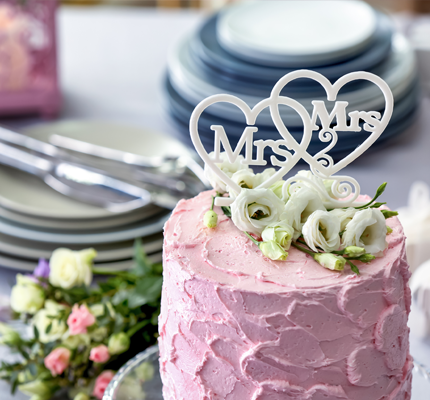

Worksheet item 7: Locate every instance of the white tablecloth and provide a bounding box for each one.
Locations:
[1,6,430,399]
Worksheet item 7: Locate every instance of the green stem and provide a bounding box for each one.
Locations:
[244,232,259,246]
[291,242,316,257]
[126,319,149,338]
[352,182,387,210]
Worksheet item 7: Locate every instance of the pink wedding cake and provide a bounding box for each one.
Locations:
[159,190,412,400]
[158,69,412,399]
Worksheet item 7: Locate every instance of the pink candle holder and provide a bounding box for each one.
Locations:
[0,0,60,118]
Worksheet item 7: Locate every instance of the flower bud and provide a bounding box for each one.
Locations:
[203,210,218,228]
[0,322,21,346]
[108,332,130,355]
[314,253,346,271]
[386,226,393,235]
[262,222,294,250]
[74,394,90,400]
[343,246,366,257]
[359,253,376,263]
[259,241,288,261]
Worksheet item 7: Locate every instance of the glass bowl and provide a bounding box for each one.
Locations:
[103,345,430,400]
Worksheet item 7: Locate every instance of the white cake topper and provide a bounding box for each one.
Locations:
[189,70,393,208]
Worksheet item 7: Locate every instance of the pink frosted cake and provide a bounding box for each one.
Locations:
[159,190,412,400]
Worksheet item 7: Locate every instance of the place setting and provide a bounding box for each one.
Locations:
[0,120,207,272]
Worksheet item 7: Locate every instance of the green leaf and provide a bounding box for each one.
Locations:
[131,238,152,277]
[10,371,18,394]
[112,290,130,306]
[45,322,53,335]
[128,276,163,309]
[33,326,39,341]
[27,363,37,377]
[381,210,398,219]
[221,206,231,218]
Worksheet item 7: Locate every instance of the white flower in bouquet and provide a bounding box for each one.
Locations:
[204,152,251,193]
[10,274,45,314]
[302,210,341,253]
[329,207,357,231]
[49,248,97,289]
[231,188,285,235]
[32,300,68,343]
[0,322,20,346]
[282,186,326,239]
[268,180,284,199]
[261,222,294,250]
[342,208,387,255]
[228,168,276,193]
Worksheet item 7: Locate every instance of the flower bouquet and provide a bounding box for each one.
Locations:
[0,239,161,400]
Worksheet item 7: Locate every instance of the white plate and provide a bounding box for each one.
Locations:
[0,230,163,262]
[217,1,377,67]
[0,187,164,231]
[168,34,416,127]
[0,211,169,245]
[0,252,162,272]
[0,121,191,220]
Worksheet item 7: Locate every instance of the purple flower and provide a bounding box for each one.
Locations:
[34,258,50,279]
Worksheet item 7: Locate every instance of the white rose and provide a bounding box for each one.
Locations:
[32,300,68,343]
[229,168,275,191]
[49,248,97,289]
[342,208,387,255]
[282,187,326,239]
[204,151,251,193]
[302,210,341,252]
[10,274,45,314]
[329,207,357,231]
[231,188,285,235]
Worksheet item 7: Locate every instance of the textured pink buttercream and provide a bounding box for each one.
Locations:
[159,190,413,400]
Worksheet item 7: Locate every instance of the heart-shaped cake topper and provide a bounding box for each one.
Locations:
[189,69,394,207]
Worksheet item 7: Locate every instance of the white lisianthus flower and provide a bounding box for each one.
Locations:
[32,300,68,343]
[10,274,45,314]
[268,180,284,199]
[302,210,341,252]
[229,168,276,191]
[262,222,294,250]
[342,208,387,255]
[282,187,326,239]
[204,152,251,193]
[49,248,97,289]
[231,188,285,235]
[329,207,357,231]
[285,170,335,203]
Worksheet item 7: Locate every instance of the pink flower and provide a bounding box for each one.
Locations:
[44,347,71,377]
[67,304,96,335]
[93,370,115,400]
[90,344,110,364]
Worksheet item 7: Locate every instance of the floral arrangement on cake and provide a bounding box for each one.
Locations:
[0,240,160,400]
[203,152,397,275]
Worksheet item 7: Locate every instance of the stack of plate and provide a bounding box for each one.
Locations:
[0,121,195,272]
[163,1,418,159]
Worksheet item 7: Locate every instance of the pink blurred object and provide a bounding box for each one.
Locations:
[0,0,60,118]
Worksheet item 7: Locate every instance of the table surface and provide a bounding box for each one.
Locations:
[1,6,430,399]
